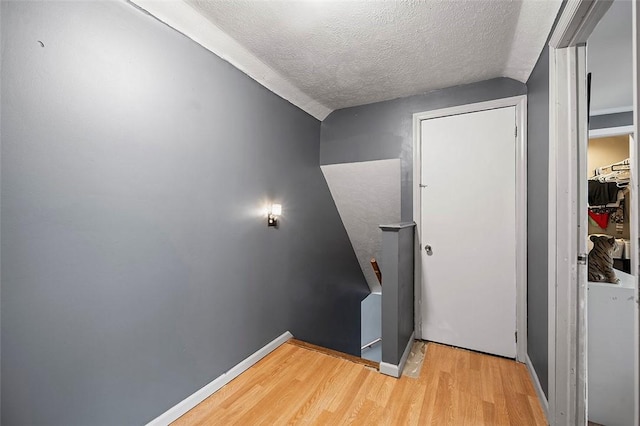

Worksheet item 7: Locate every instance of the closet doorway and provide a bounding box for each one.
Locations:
[584,2,636,425]
[586,126,636,426]
[412,96,527,361]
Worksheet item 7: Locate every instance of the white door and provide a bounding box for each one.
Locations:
[420,106,517,358]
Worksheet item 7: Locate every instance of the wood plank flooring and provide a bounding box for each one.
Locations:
[173,341,546,425]
[287,338,380,369]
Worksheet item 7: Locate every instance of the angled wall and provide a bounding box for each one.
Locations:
[321,159,402,292]
[320,77,527,221]
[0,1,368,424]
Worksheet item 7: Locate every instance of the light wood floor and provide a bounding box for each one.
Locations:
[174,341,546,425]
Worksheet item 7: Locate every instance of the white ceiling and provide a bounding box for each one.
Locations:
[587,0,633,115]
[133,0,562,120]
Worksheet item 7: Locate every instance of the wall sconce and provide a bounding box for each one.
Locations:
[267,203,282,227]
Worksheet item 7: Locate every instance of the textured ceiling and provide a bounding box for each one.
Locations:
[588,0,633,114]
[133,0,561,119]
[185,0,561,113]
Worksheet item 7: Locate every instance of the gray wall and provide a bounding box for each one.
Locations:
[590,111,634,130]
[380,223,415,366]
[320,78,527,221]
[527,45,550,397]
[0,1,369,425]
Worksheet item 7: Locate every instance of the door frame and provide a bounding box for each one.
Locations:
[412,95,528,363]
[547,1,630,425]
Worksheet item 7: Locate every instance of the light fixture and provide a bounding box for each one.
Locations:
[267,203,282,227]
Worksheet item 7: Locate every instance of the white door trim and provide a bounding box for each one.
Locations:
[549,0,612,49]
[549,40,590,426]
[412,95,528,363]
[547,1,615,425]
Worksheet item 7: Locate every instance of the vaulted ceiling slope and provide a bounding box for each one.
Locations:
[132,0,562,120]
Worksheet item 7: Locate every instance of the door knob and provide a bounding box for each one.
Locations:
[425,245,433,256]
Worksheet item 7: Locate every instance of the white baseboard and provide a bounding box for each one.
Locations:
[525,354,549,420]
[379,331,415,378]
[147,331,293,426]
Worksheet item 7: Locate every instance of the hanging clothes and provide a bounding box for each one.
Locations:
[610,199,625,224]
[588,210,610,229]
[588,181,619,206]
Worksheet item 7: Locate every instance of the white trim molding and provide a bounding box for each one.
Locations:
[549,41,589,426]
[146,331,293,426]
[547,1,613,425]
[588,125,635,139]
[128,0,332,121]
[412,95,528,363]
[379,332,415,378]
[526,355,550,421]
[549,0,613,49]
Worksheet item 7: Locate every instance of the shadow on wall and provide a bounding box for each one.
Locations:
[321,159,402,293]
